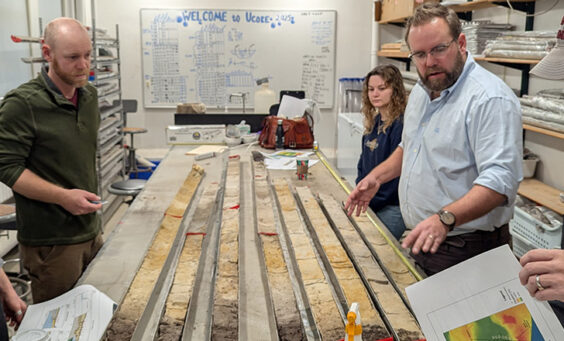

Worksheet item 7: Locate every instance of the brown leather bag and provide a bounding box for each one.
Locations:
[259,113,314,149]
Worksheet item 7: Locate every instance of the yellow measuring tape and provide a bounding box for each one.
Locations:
[315,150,423,281]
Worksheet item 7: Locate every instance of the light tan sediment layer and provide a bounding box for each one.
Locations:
[211,156,240,340]
[296,187,389,341]
[157,183,219,340]
[319,193,423,341]
[105,164,204,341]
[253,160,304,341]
[273,179,343,340]
[351,213,418,298]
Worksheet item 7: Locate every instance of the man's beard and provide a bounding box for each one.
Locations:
[419,51,465,92]
[52,57,89,88]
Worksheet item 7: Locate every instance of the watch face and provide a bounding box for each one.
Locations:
[440,210,455,225]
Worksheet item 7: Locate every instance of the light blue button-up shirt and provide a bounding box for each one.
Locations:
[399,52,523,235]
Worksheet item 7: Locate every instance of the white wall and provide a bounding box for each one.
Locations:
[0,0,32,97]
[3,1,563,190]
[91,0,374,162]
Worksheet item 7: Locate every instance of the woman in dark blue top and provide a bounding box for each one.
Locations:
[356,65,407,240]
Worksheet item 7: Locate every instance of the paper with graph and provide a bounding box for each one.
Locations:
[406,245,564,341]
[14,285,116,341]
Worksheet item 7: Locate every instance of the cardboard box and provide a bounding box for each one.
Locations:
[166,125,226,145]
[379,0,439,23]
[374,1,382,21]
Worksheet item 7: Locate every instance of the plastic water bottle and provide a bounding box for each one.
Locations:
[275,119,284,149]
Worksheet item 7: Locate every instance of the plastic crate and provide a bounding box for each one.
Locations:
[509,206,562,250]
[511,230,537,258]
[129,160,160,180]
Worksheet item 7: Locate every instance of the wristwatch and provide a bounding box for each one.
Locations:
[438,209,456,231]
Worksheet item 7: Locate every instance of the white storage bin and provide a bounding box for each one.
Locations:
[511,230,537,258]
[509,206,562,250]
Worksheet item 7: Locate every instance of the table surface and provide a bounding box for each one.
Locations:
[0,204,15,217]
[77,145,409,340]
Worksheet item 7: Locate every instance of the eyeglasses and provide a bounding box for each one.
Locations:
[408,39,457,64]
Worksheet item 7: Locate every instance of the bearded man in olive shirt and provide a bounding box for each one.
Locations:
[0,18,103,303]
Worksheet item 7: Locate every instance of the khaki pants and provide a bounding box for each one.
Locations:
[20,234,103,303]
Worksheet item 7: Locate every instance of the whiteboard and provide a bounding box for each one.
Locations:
[140,9,336,109]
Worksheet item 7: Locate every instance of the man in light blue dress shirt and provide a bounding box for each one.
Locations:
[346,3,522,276]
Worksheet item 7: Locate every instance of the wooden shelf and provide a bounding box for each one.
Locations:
[376,52,540,65]
[447,0,534,13]
[523,124,564,140]
[375,50,539,95]
[377,0,536,24]
[474,56,539,65]
[377,50,409,58]
[447,0,500,12]
[376,51,540,63]
[378,17,408,25]
[518,179,564,216]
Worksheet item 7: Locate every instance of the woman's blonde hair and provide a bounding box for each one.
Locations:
[361,64,407,134]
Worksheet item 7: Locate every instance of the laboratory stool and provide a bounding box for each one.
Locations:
[120,99,151,177]
[123,127,151,177]
[108,179,147,204]
[0,204,31,301]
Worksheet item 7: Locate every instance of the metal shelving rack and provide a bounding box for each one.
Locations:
[91,20,126,227]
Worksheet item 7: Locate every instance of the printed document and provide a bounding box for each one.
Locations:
[278,95,307,118]
[14,284,116,341]
[261,150,318,170]
[406,245,564,341]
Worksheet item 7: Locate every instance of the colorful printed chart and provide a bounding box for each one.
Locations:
[444,303,544,341]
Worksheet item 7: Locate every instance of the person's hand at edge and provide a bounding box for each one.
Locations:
[0,269,27,330]
[519,249,564,302]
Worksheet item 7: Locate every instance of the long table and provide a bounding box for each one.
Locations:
[78,145,421,340]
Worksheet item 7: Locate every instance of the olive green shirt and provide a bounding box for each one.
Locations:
[0,69,101,246]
